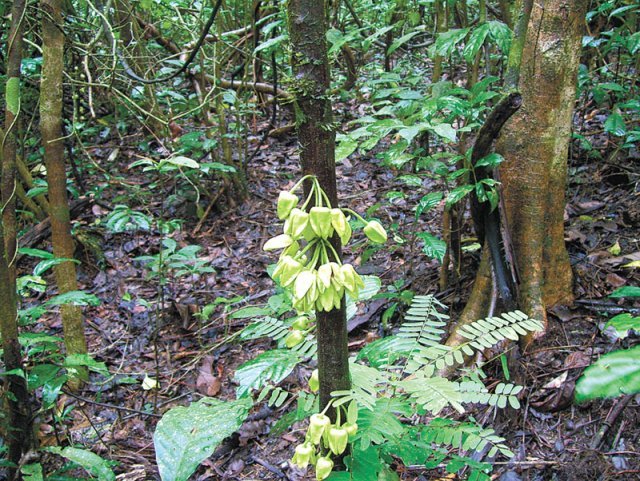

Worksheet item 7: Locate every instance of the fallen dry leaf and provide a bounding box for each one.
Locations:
[196,355,221,397]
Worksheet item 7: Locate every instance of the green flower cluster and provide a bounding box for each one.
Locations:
[290,405,358,480]
[264,176,387,314]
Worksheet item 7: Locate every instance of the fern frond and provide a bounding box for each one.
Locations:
[412,311,543,372]
[396,295,449,372]
[423,418,514,458]
[332,361,386,411]
[239,317,288,341]
[397,371,464,415]
[239,317,317,359]
[457,381,523,409]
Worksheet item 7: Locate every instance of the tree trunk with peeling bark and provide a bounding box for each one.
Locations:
[286,0,351,416]
[41,0,89,380]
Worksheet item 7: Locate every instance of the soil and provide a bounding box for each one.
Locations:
[22,97,640,480]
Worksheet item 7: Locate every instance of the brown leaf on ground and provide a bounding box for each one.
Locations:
[196,355,221,397]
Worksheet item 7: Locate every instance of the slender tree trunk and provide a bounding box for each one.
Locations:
[0,0,33,474]
[41,0,89,378]
[2,0,27,276]
[432,0,446,82]
[286,0,350,415]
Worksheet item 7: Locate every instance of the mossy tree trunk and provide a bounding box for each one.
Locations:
[447,0,587,350]
[286,0,351,415]
[0,0,33,473]
[2,0,27,276]
[41,0,89,379]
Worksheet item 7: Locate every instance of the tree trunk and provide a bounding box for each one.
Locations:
[0,0,33,473]
[496,0,587,344]
[446,0,587,351]
[286,0,351,416]
[41,0,89,379]
[2,0,27,277]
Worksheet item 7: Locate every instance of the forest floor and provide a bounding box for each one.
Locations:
[26,97,640,481]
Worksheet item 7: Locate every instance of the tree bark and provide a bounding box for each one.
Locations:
[286,0,350,416]
[41,0,89,379]
[445,0,587,351]
[496,0,587,344]
[0,0,33,473]
[2,0,27,277]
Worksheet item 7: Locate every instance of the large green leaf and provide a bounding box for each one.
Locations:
[575,346,640,402]
[154,397,251,481]
[234,349,300,398]
[463,24,490,63]
[48,447,114,481]
[609,286,640,298]
[604,313,640,340]
[417,233,447,263]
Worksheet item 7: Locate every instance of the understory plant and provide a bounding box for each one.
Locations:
[235,177,544,480]
[575,286,640,402]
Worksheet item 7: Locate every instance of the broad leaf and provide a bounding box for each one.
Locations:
[609,286,640,298]
[463,24,490,63]
[415,192,443,219]
[336,137,358,162]
[604,111,626,136]
[604,313,640,340]
[417,233,447,263]
[154,397,251,481]
[48,447,114,481]
[575,346,640,402]
[432,123,457,143]
[234,349,300,397]
[45,291,100,307]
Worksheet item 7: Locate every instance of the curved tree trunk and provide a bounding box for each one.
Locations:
[287,0,351,416]
[41,0,89,380]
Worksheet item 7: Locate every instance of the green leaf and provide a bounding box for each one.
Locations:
[388,30,420,55]
[47,447,115,481]
[417,233,446,263]
[604,112,626,137]
[356,335,414,368]
[18,248,54,259]
[234,349,300,397]
[45,291,100,307]
[474,153,504,168]
[463,24,490,63]
[609,286,640,298]
[336,138,358,162]
[575,346,640,402]
[34,257,79,276]
[254,34,287,54]
[434,28,470,57]
[604,313,640,340]
[65,354,109,376]
[432,123,457,143]
[416,192,443,219]
[163,156,200,169]
[230,306,272,319]
[154,397,251,481]
[344,445,384,480]
[21,463,43,481]
[445,185,474,208]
